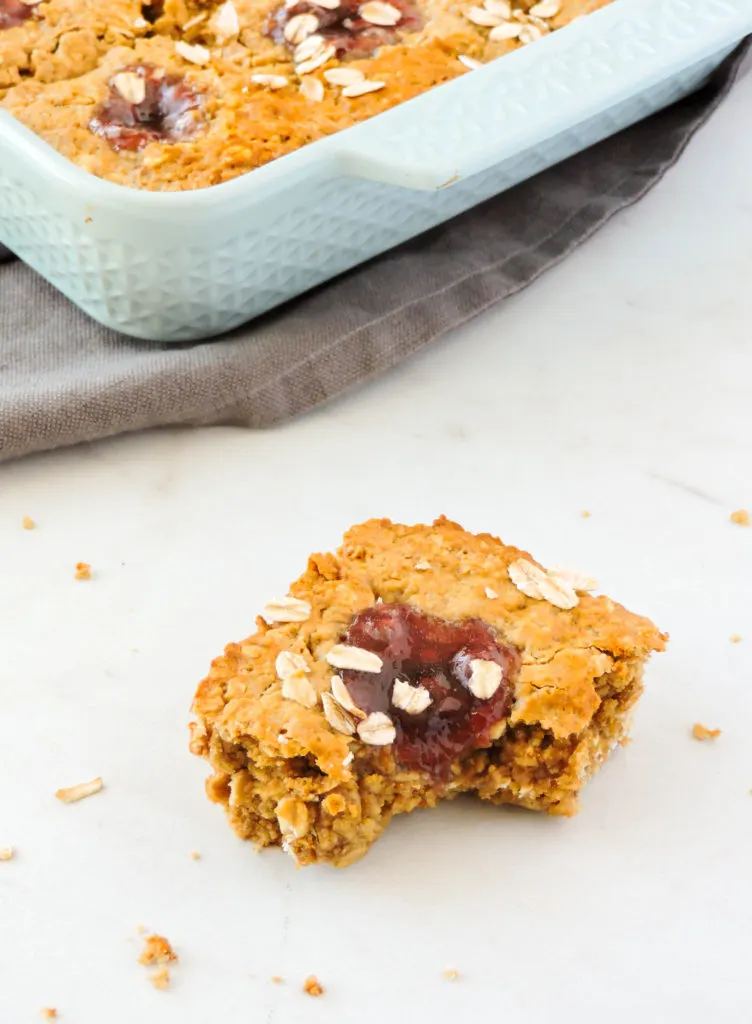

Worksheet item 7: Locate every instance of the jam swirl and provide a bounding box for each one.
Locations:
[89,64,203,152]
[339,603,519,779]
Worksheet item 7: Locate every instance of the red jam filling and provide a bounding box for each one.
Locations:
[265,0,423,60]
[0,0,40,30]
[89,64,203,153]
[340,604,519,780]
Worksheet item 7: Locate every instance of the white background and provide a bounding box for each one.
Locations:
[1,69,751,1024]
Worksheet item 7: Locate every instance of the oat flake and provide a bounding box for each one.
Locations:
[300,76,325,101]
[360,0,402,25]
[275,650,310,679]
[112,71,146,105]
[322,691,356,735]
[465,5,503,27]
[281,673,318,708]
[213,0,240,39]
[341,79,386,98]
[508,558,578,610]
[489,21,522,40]
[357,712,396,745]
[175,40,211,64]
[467,659,503,699]
[251,73,288,89]
[326,644,383,672]
[284,12,319,44]
[330,675,366,718]
[324,67,365,86]
[261,596,311,622]
[529,0,560,17]
[392,679,432,714]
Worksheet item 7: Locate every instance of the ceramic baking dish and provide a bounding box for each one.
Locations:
[0,0,750,342]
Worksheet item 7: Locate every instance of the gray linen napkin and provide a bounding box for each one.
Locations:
[0,42,748,464]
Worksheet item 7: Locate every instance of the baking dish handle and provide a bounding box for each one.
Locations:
[332,146,467,192]
[329,0,752,192]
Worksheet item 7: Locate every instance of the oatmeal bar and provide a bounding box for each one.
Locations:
[190,517,665,867]
[1,0,611,190]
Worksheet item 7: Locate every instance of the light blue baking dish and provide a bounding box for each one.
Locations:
[0,0,750,341]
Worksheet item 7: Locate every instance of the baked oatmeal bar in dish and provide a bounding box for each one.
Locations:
[1,0,748,340]
[1,0,608,189]
[190,518,666,867]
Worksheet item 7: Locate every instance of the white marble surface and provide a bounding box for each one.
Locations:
[2,71,752,1024]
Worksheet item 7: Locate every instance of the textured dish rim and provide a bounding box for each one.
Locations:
[0,0,750,211]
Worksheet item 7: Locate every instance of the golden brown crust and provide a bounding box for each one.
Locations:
[191,517,665,866]
[2,0,613,189]
[0,0,147,95]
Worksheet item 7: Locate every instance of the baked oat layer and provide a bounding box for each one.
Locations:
[190,517,666,867]
[0,0,611,190]
[0,0,147,95]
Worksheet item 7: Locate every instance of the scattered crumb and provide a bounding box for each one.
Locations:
[137,924,148,935]
[55,777,103,803]
[581,510,591,518]
[150,968,170,990]
[190,850,201,860]
[40,1011,57,1020]
[730,634,743,644]
[303,975,324,997]
[74,562,92,580]
[730,509,750,527]
[0,846,14,861]
[22,516,36,530]
[692,723,721,741]
[443,968,460,981]
[271,976,283,984]
[139,934,177,967]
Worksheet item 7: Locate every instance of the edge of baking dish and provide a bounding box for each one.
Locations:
[1,0,750,340]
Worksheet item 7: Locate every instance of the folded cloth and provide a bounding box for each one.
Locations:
[0,42,748,464]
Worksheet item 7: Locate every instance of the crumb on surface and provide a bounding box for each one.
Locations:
[730,509,750,527]
[0,846,14,861]
[581,510,591,518]
[303,975,324,997]
[40,1011,57,1020]
[692,723,721,741]
[22,516,36,530]
[150,968,170,990]
[190,850,200,860]
[443,968,460,981]
[55,777,103,803]
[139,934,177,967]
[74,561,92,580]
[271,976,283,984]
[730,634,742,644]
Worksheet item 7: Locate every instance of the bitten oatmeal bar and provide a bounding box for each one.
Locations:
[1,0,611,190]
[190,518,666,867]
